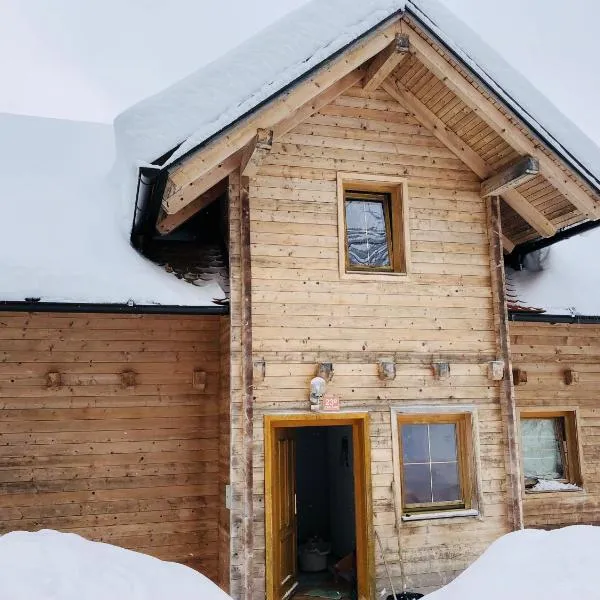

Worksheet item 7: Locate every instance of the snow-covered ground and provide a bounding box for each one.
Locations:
[424,525,600,599]
[0,529,231,600]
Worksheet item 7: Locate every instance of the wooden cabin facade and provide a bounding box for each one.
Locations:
[3,6,600,600]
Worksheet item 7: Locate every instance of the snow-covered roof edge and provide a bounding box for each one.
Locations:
[406,0,600,194]
[114,0,600,207]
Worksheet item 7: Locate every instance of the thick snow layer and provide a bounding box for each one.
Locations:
[425,526,600,600]
[508,228,600,316]
[114,0,600,195]
[0,529,231,600]
[114,0,405,172]
[0,113,223,305]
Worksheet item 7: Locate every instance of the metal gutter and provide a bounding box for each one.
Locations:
[506,219,600,268]
[508,312,600,324]
[0,301,228,316]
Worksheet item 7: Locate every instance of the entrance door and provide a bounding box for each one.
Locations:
[265,414,373,600]
[274,428,298,600]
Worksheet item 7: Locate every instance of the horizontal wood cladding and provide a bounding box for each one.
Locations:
[244,88,510,595]
[0,311,225,584]
[510,321,600,529]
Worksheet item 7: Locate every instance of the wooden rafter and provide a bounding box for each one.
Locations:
[363,34,410,92]
[481,156,539,197]
[382,77,555,245]
[407,25,600,219]
[161,19,402,216]
[162,149,243,215]
[156,179,228,235]
[241,128,273,177]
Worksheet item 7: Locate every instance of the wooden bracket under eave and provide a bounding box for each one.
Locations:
[363,33,410,92]
[240,128,273,178]
[481,156,540,198]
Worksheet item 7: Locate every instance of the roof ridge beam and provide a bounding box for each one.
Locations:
[407,25,600,219]
[363,34,410,92]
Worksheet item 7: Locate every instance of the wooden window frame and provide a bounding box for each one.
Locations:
[396,412,474,515]
[519,409,583,491]
[337,173,410,280]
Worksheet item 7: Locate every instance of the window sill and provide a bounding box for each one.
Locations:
[525,488,585,496]
[401,508,479,522]
[340,270,409,282]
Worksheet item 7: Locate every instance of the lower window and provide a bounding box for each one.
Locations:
[398,413,473,514]
[520,411,582,492]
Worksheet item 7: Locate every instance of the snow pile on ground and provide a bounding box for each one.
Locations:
[0,529,231,600]
[425,526,600,599]
[0,113,223,306]
[508,228,600,316]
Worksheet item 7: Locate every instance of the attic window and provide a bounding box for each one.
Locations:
[337,173,409,278]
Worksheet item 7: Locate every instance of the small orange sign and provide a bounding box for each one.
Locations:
[321,393,341,412]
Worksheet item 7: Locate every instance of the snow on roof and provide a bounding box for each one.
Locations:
[0,113,223,306]
[508,227,600,316]
[0,529,232,600]
[114,0,600,196]
[426,525,600,600]
[113,0,406,173]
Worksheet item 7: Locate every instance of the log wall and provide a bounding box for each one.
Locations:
[228,86,514,596]
[0,311,226,583]
[510,320,600,528]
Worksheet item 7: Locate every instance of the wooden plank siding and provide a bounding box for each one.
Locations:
[0,311,227,584]
[231,87,513,596]
[510,321,600,529]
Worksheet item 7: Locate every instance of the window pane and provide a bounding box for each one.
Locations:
[402,424,429,464]
[431,462,461,503]
[345,199,391,268]
[429,423,458,462]
[403,463,431,504]
[521,418,565,479]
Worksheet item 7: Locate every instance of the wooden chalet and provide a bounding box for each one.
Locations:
[2,1,600,598]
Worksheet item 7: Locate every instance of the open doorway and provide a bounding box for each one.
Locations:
[265,414,372,600]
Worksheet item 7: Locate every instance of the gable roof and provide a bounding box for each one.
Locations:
[114,0,600,218]
[114,0,600,255]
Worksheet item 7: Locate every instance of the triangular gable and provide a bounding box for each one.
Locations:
[125,2,600,253]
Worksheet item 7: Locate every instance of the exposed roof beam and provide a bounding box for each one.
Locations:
[157,179,228,235]
[272,68,365,139]
[363,34,410,92]
[240,128,273,177]
[162,18,402,215]
[164,68,364,215]
[408,27,600,219]
[481,156,539,197]
[502,234,515,254]
[382,77,554,241]
[162,149,243,215]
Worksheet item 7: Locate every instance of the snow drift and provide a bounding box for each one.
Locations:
[0,529,232,600]
[425,525,600,599]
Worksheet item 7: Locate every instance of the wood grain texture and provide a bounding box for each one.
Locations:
[510,321,600,529]
[234,87,513,595]
[0,312,227,584]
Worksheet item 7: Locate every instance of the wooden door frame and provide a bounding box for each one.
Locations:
[264,412,374,600]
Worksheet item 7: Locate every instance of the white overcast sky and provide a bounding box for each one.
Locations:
[1,0,599,145]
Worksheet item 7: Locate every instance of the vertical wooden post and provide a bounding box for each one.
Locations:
[487,196,523,530]
[240,174,255,599]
